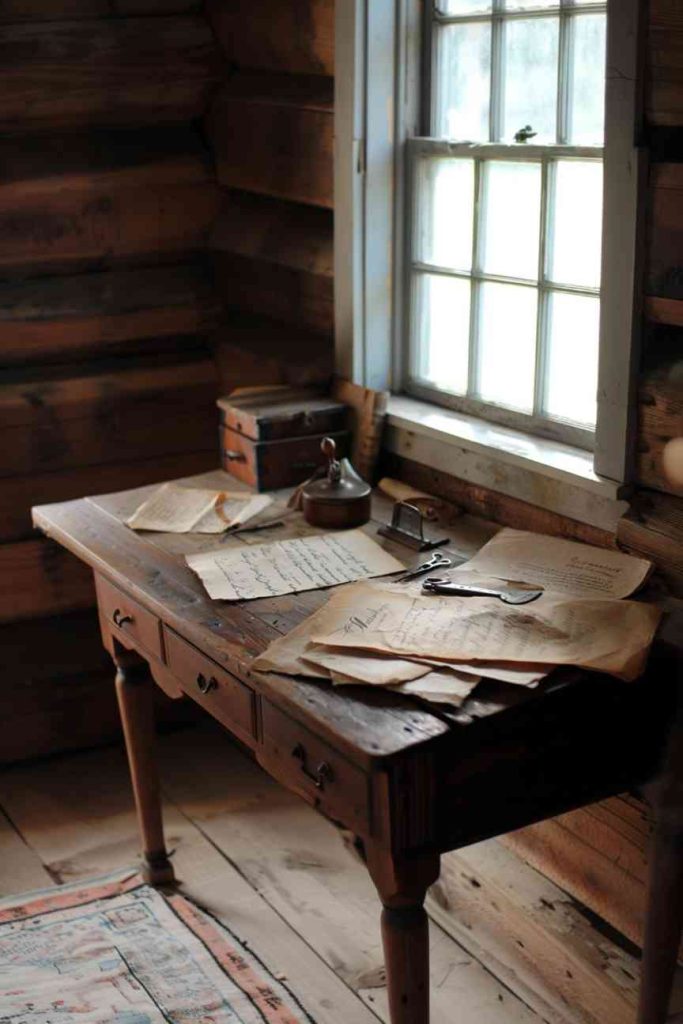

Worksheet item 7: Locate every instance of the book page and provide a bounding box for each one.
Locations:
[459,528,652,598]
[311,583,662,681]
[186,530,405,601]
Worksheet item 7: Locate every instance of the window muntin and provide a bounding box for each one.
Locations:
[407,0,607,447]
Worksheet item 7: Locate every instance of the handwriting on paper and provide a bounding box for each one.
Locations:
[459,528,652,598]
[126,483,272,534]
[311,584,662,681]
[186,530,405,601]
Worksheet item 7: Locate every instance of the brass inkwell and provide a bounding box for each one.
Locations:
[301,437,371,529]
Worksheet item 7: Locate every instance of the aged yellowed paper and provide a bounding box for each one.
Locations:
[186,530,405,601]
[459,528,652,598]
[312,583,662,681]
[127,483,272,533]
[252,582,547,687]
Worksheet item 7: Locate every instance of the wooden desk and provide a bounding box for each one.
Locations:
[33,473,682,1024]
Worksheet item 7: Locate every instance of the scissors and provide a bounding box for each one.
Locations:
[421,577,543,605]
[394,552,453,582]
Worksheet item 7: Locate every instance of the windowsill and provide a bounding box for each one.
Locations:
[385,395,630,532]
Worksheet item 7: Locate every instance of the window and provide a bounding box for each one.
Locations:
[335,1,642,492]
[407,2,607,449]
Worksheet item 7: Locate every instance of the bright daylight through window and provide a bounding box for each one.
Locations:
[407,1,607,449]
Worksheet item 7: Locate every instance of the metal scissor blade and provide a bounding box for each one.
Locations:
[395,553,453,582]
[421,578,543,604]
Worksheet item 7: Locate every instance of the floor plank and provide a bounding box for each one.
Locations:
[157,724,540,1024]
[0,807,54,896]
[0,729,540,1024]
[0,742,379,1024]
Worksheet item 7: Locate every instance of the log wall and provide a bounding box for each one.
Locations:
[0,2,223,760]
[203,0,335,395]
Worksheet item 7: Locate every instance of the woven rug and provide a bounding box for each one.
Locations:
[0,871,313,1023]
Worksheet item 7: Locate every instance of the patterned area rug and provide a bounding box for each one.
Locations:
[0,872,313,1023]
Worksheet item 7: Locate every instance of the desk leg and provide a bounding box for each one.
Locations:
[114,650,175,886]
[366,843,440,1024]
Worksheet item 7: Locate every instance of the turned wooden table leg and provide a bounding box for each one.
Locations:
[114,648,175,886]
[366,843,440,1024]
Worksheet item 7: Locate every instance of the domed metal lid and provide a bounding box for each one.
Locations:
[302,437,371,507]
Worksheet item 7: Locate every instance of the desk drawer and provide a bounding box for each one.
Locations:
[96,575,163,662]
[259,702,371,836]
[164,628,256,747]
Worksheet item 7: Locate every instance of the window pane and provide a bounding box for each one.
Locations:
[502,17,559,143]
[547,160,603,288]
[504,0,558,8]
[415,157,475,272]
[477,282,537,411]
[545,291,599,426]
[435,22,491,140]
[437,0,492,12]
[480,161,541,280]
[412,274,470,394]
[567,14,606,144]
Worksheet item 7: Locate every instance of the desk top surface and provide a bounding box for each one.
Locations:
[32,470,674,769]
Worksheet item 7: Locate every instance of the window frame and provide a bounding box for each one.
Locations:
[334,0,645,487]
[405,139,603,451]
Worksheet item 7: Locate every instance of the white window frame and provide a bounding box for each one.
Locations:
[334,0,646,519]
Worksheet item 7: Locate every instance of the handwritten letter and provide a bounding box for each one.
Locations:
[312,584,662,681]
[459,528,652,598]
[186,530,405,601]
[127,483,271,534]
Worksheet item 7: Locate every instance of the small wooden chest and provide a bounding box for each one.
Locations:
[217,391,350,491]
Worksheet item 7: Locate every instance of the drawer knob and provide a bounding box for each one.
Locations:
[112,608,133,628]
[292,743,334,790]
[223,449,247,463]
[196,673,218,695]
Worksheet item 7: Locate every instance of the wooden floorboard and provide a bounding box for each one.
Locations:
[0,726,540,1024]
[0,806,54,896]
[3,723,681,1023]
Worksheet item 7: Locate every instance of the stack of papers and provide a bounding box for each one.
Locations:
[252,529,660,709]
[127,483,272,534]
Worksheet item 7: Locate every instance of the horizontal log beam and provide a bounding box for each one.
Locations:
[206,0,333,76]
[647,0,683,127]
[0,128,221,276]
[618,489,683,596]
[0,450,217,543]
[0,0,200,20]
[211,191,333,275]
[211,192,333,332]
[645,295,683,327]
[647,163,683,300]
[207,74,333,207]
[0,264,220,363]
[0,358,218,476]
[0,538,95,622]
[0,608,196,761]
[638,366,683,496]
[213,311,333,396]
[0,17,222,129]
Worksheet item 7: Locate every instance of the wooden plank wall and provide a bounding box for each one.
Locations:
[204,0,335,395]
[0,1,224,760]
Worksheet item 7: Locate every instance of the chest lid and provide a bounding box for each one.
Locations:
[217,388,348,441]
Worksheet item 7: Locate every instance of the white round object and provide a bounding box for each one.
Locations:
[661,437,683,489]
